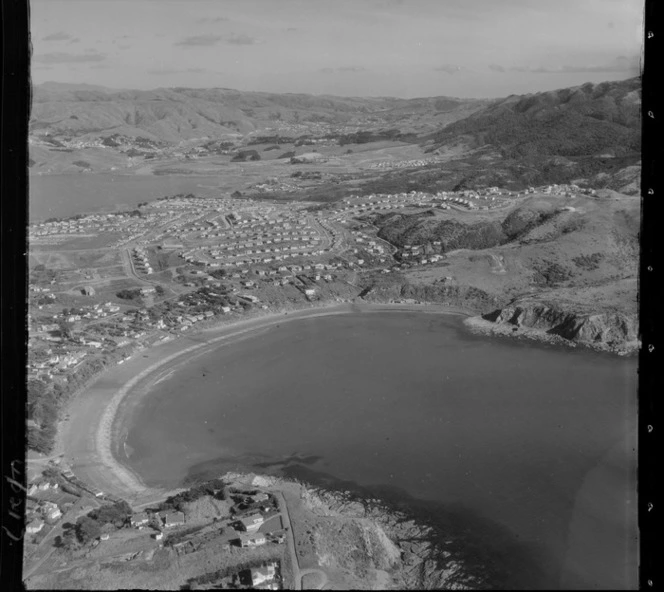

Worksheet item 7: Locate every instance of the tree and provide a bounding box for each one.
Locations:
[89,501,132,527]
[75,516,101,543]
[58,320,74,340]
[116,289,141,300]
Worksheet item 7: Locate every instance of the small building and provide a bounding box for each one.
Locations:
[237,513,264,532]
[238,533,267,547]
[269,532,286,544]
[250,492,270,504]
[163,511,185,528]
[44,506,62,522]
[249,562,278,586]
[130,512,150,528]
[254,582,280,590]
[26,519,44,534]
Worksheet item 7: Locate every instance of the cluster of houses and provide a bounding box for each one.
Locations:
[26,499,63,535]
[323,183,596,224]
[28,306,162,378]
[399,244,444,266]
[25,478,65,536]
[228,490,284,588]
[132,248,153,275]
[29,349,88,374]
[353,233,388,258]
[30,286,57,309]
[31,301,123,337]
[29,210,172,240]
[48,302,121,324]
[369,157,443,169]
[30,132,163,153]
[181,222,329,268]
[178,213,227,237]
[251,179,301,194]
[123,488,284,588]
[137,510,186,531]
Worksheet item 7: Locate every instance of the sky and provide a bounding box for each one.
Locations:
[30,0,644,98]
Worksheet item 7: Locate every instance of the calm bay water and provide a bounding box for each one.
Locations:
[124,312,638,589]
[29,173,224,222]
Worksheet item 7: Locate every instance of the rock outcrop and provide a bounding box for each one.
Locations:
[472,301,638,354]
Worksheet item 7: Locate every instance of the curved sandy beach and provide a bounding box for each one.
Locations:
[57,302,470,508]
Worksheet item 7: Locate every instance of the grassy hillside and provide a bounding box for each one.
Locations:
[429,77,641,158]
[30,85,484,143]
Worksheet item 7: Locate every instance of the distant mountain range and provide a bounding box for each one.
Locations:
[30,84,486,142]
[29,77,641,194]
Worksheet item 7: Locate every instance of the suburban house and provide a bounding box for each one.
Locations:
[254,583,280,590]
[249,562,278,586]
[162,511,185,528]
[237,513,264,532]
[250,492,270,504]
[130,512,150,528]
[43,503,62,522]
[26,519,44,534]
[237,532,267,547]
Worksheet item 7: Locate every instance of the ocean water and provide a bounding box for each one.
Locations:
[123,312,638,589]
[29,173,224,222]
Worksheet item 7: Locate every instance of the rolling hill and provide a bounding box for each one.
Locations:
[30,85,485,143]
[28,78,641,194]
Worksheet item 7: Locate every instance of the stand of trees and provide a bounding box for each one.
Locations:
[72,501,133,544]
[159,479,229,513]
[231,150,261,162]
[116,288,142,300]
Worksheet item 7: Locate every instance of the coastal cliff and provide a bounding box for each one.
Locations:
[466,299,639,354]
[362,280,505,313]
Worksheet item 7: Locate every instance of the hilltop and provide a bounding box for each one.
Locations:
[423,77,641,194]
